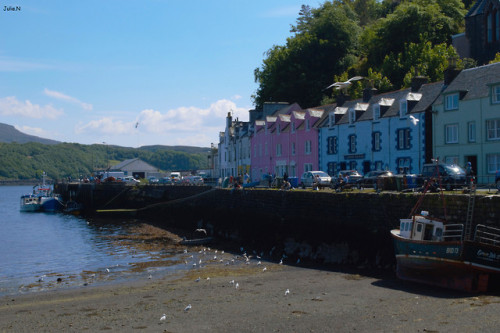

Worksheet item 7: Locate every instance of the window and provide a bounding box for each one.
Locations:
[487,154,500,173]
[445,124,458,143]
[291,142,296,155]
[374,161,383,170]
[306,119,310,131]
[349,109,355,124]
[468,122,476,142]
[304,163,313,172]
[276,144,282,156]
[305,140,312,154]
[397,128,411,150]
[445,156,459,165]
[488,12,493,43]
[396,157,411,174]
[291,122,296,133]
[372,132,381,151]
[348,134,356,153]
[327,162,337,176]
[327,136,337,155]
[277,124,280,134]
[328,112,335,127]
[373,104,380,121]
[497,11,500,41]
[399,100,408,117]
[487,119,500,140]
[265,142,268,155]
[349,161,357,170]
[493,85,500,104]
[445,93,459,110]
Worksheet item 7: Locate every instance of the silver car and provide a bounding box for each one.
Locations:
[300,171,332,189]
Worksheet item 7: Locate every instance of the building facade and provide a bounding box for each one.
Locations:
[432,61,500,184]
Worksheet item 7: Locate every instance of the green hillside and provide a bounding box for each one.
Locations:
[0,142,209,181]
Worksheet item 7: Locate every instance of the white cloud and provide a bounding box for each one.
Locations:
[74,99,249,146]
[0,96,63,119]
[44,88,93,110]
[0,57,52,72]
[261,5,303,18]
[75,117,135,135]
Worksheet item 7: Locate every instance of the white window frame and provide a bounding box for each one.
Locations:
[492,85,500,104]
[373,104,380,121]
[328,112,335,127]
[276,143,282,157]
[468,121,476,143]
[487,154,500,173]
[487,119,500,140]
[304,163,313,172]
[445,93,459,110]
[399,100,407,117]
[305,140,311,154]
[349,109,355,124]
[445,124,459,144]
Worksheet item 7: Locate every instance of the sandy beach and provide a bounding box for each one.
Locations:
[2,252,500,333]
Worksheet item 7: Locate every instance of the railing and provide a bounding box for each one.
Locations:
[474,224,500,246]
[443,224,464,241]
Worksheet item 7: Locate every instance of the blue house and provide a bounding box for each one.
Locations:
[318,78,444,176]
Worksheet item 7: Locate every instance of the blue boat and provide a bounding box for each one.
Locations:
[391,180,500,292]
[20,174,64,212]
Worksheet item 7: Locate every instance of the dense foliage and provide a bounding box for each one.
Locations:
[253,0,470,109]
[0,142,209,180]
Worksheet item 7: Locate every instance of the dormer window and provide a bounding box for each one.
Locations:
[329,112,335,127]
[399,100,408,117]
[493,85,500,104]
[349,109,356,124]
[445,93,459,110]
[373,104,380,121]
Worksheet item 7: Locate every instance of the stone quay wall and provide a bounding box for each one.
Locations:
[55,183,500,268]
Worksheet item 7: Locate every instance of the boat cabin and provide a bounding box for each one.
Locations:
[399,211,463,242]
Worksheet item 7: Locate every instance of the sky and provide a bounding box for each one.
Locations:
[0,0,322,148]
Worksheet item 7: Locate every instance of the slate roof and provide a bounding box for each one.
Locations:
[434,62,500,105]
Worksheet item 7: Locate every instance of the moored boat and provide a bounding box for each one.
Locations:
[391,166,500,292]
[20,173,64,212]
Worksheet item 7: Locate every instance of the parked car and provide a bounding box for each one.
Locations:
[183,175,204,186]
[118,176,140,185]
[159,177,173,185]
[356,170,394,189]
[148,176,159,184]
[419,163,466,190]
[337,170,363,184]
[300,171,332,189]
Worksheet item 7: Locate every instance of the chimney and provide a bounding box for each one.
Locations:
[411,76,428,92]
[226,112,232,129]
[444,56,461,85]
[362,87,377,102]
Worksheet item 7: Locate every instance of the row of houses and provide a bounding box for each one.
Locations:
[217,61,500,185]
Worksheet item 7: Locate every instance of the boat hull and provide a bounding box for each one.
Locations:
[40,197,64,212]
[391,230,492,292]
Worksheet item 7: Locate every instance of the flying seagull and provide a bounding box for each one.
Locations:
[325,76,363,91]
[409,115,420,126]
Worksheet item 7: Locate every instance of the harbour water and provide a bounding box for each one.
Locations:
[0,186,189,296]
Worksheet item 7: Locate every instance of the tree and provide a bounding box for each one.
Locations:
[361,0,466,68]
[253,2,361,109]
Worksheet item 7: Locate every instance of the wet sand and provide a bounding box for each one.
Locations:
[1,256,500,333]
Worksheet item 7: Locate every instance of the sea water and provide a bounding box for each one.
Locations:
[0,186,186,296]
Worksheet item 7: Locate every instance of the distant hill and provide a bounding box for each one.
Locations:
[139,145,210,154]
[0,123,60,145]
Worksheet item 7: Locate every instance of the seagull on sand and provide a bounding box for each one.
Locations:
[235,282,239,289]
[195,277,201,282]
[325,76,363,91]
[184,304,192,312]
[160,314,166,321]
[285,289,290,296]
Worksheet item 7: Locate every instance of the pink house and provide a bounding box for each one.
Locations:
[251,103,324,182]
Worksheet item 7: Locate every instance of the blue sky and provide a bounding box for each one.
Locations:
[0,0,322,148]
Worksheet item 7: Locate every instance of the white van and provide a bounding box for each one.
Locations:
[170,172,181,184]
